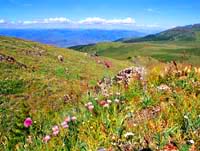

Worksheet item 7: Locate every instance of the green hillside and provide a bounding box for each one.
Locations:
[1,36,200,151]
[120,24,200,43]
[71,24,200,65]
[0,36,131,150]
[71,41,200,65]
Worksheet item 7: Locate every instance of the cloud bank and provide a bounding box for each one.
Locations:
[0,17,166,30]
[0,17,136,26]
[78,17,135,25]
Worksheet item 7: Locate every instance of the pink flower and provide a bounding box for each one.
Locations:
[88,105,94,112]
[65,116,71,123]
[52,126,59,136]
[52,125,59,132]
[63,124,69,128]
[61,121,69,128]
[53,130,59,136]
[103,103,109,108]
[43,135,51,143]
[99,100,107,106]
[24,118,33,128]
[71,116,77,121]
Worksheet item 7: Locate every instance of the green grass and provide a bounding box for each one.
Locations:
[72,41,200,65]
[0,36,131,150]
[0,36,200,150]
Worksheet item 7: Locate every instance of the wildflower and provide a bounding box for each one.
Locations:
[99,100,107,106]
[61,121,69,128]
[24,118,33,128]
[85,102,93,106]
[71,116,77,121]
[184,115,189,119]
[114,98,120,103]
[65,116,71,122]
[43,135,51,143]
[103,103,109,108]
[124,132,134,138]
[53,130,59,136]
[52,125,59,131]
[116,92,120,96]
[94,97,98,101]
[88,105,94,112]
[107,99,112,104]
[187,139,194,144]
[52,125,59,136]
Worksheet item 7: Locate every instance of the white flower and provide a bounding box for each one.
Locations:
[107,99,112,104]
[187,139,194,144]
[116,92,120,96]
[114,98,120,103]
[184,115,189,119]
[124,132,134,138]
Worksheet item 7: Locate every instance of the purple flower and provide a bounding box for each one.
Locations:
[24,118,33,128]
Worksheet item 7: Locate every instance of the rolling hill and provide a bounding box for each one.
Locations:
[0,29,145,47]
[119,24,200,43]
[71,24,200,65]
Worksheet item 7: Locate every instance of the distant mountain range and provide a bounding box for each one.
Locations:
[0,29,145,47]
[118,23,200,43]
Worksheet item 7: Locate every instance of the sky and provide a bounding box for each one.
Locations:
[0,0,200,31]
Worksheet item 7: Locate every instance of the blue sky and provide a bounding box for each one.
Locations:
[0,0,200,31]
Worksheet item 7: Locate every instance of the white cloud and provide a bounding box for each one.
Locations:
[23,20,39,24]
[2,17,136,26]
[22,17,72,24]
[78,17,135,25]
[43,17,71,23]
[0,19,6,24]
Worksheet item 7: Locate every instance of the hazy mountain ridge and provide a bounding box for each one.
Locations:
[0,29,145,47]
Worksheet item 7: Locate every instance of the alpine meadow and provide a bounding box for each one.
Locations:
[0,0,200,150]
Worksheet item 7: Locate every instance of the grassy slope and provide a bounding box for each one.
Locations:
[1,36,200,151]
[72,41,200,65]
[0,36,131,149]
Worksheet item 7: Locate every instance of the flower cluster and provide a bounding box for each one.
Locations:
[43,115,77,143]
